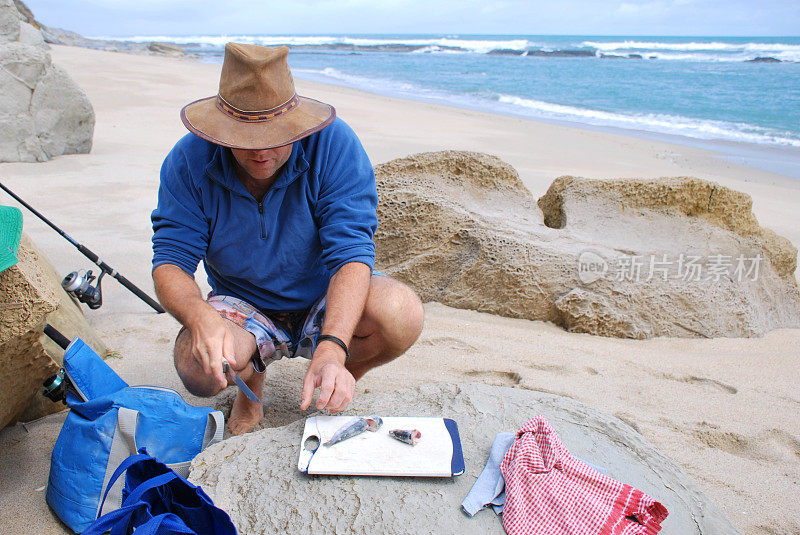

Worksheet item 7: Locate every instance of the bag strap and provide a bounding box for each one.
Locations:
[97,407,140,517]
[133,513,195,535]
[82,501,144,535]
[87,480,189,535]
[168,460,191,479]
[97,452,150,519]
[117,407,139,451]
[202,411,224,450]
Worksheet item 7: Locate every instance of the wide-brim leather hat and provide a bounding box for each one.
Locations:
[181,43,335,150]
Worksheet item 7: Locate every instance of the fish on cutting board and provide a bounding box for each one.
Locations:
[324,415,383,447]
[389,429,422,445]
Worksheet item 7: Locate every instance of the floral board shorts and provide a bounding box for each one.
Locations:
[206,293,327,374]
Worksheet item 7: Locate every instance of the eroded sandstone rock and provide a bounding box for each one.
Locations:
[0,330,57,429]
[31,64,94,156]
[0,0,20,42]
[190,383,738,534]
[0,234,58,346]
[0,233,108,428]
[12,0,36,27]
[373,151,800,338]
[0,0,94,162]
[538,175,797,281]
[0,235,58,429]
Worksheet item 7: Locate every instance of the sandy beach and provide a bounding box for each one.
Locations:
[1,45,799,534]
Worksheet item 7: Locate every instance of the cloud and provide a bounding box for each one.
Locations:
[616,2,645,15]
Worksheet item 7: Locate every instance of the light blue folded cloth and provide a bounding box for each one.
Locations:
[462,432,608,517]
[462,432,515,516]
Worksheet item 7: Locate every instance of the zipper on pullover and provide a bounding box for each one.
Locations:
[257,201,266,239]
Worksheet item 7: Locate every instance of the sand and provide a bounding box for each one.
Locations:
[0,45,798,534]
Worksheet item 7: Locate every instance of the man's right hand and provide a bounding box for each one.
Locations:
[152,264,235,391]
[186,305,236,391]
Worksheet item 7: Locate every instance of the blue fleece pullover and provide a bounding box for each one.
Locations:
[151,118,378,312]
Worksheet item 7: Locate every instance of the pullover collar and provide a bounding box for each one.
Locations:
[204,141,309,197]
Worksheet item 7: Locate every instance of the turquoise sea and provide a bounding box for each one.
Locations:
[105,34,800,176]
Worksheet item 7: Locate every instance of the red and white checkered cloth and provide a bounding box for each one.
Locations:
[499,416,668,535]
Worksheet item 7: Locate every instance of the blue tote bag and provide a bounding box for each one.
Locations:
[83,449,236,535]
[46,338,225,533]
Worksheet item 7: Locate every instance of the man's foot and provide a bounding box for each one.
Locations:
[227,371,265,435]
[228,389,264,435]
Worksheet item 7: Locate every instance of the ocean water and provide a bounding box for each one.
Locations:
[107,34,800,173]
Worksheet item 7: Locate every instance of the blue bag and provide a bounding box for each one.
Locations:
[83,449,236,535]
[46,338,225,533]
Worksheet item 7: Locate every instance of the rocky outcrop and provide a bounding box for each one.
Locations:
[39,25,89,47]
[20,234,109,422]
[373,151,800,338]
[0,0,18,40]
[0,329,57,429]
[537,175,797,280]
[0,233,108,428]
[190,383,738,534]
[0,0,94,162]
[11,0,95,48]
[0,232,59,429]
[12,0,36,27]
[746,57,781,63]
[147,42,185,56]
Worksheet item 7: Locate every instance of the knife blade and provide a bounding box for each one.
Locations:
[223,361,261,404]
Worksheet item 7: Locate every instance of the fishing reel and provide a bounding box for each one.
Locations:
[62,269,105,309]
[42,369,75,404]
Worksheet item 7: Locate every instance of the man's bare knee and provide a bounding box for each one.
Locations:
[353,277,424,362]
[372,278,424,351]
[398,285,424,349]
[173,329,222,398]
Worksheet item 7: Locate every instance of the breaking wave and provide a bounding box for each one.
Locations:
[293,66,800,148]
[494,94,800,147]
[582,40,800,62]
[92,34,800,62]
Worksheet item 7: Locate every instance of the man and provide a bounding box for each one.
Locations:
[151,43,424,435]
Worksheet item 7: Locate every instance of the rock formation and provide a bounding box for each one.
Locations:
[146,42,185,56]
[0,232,58,429]
[0,0,94,162]
[0,233,108,429]
[373,151,800,338]
[11,0,34,26]
[190,383,738,534]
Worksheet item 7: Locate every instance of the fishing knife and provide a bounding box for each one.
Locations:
[223,361,261,404]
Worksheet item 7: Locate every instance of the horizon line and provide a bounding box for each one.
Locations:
[89,32,800,39]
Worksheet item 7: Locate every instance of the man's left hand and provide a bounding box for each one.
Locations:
[300,346,355,412]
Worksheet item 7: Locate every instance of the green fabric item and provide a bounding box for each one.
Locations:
[0,205,23,273]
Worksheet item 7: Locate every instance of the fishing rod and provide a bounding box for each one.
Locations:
[0,181,165,314]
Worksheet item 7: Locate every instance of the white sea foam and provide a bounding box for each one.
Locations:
[775,50,800,62]
[292,65,800,148]
[584,40,800,62]
[300,67,422,94]
[583,40,745,51]
[92,34,531,54]
[495,94,800,147]
[91,34,800,62]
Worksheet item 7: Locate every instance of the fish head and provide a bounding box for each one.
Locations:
[363,415,383,431]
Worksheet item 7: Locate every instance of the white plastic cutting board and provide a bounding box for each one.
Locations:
[297,415,463,477]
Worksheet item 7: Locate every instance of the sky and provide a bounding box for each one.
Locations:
[23,0,800,37]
